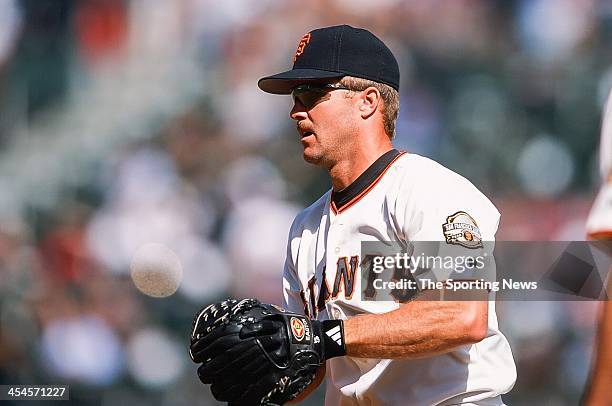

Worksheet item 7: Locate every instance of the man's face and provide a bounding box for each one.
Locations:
[289,82,360,166]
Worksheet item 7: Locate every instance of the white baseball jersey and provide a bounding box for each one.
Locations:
[282,150,516,406]
[586,88,612,240]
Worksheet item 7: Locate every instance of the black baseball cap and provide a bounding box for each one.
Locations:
[258,25,399,95]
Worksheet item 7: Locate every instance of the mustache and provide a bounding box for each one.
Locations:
[296,121,312,132]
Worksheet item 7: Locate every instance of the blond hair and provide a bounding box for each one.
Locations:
[340,76,400,139]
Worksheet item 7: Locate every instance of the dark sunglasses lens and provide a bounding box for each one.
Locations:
[292,87,325,108]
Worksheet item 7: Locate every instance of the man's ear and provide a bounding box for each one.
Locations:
[359,87,381,119]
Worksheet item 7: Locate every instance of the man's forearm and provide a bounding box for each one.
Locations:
[344,291,488,359]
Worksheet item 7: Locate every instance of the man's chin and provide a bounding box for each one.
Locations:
[302,150,323,165]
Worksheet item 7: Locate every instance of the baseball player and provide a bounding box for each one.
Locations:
[583,88,612,406]
[189,25,516,405]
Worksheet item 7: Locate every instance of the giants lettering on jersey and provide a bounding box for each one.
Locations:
[301,256,358,318]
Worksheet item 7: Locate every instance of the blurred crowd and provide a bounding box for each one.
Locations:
[0,0,610,405]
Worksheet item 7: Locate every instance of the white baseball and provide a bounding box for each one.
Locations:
[130,243,183,298]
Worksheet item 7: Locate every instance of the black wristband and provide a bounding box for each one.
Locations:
[319,319,346,359]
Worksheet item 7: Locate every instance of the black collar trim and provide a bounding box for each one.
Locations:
[331,149,404,214]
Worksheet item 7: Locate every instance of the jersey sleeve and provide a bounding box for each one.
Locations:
[396,164,500,284]
[396,165,500,240]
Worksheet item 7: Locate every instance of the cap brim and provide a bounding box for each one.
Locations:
[258,69,344,94]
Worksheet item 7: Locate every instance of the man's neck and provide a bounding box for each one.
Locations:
[329,145,394,191]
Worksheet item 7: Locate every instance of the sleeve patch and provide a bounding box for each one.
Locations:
[442,211,483,248]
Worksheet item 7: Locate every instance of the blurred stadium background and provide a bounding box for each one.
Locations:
[0,0,610,405]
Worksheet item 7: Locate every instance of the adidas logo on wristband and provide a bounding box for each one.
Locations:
[321,320,346,358]
[325,325,343,346]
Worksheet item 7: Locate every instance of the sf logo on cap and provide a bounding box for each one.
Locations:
[293,32,311,62]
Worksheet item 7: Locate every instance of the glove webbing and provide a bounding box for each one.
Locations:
[259,372,316,406]
[191,298,259,340]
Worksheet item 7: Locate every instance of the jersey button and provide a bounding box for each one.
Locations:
[334,247,340,253]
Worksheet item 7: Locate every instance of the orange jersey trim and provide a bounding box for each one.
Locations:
[587,230,612,240]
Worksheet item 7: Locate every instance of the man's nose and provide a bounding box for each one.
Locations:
[290,101,308,121]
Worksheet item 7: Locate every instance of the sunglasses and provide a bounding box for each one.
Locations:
[291,83,350,109]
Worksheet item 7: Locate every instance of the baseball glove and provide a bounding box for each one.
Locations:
[189,298,345,405]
